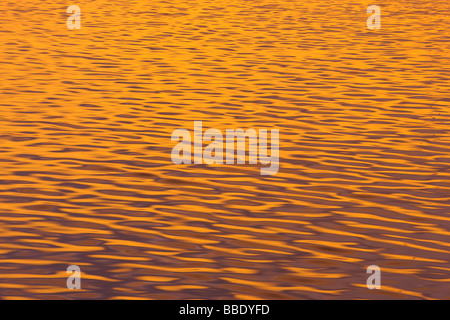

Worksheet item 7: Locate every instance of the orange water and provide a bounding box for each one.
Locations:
[0,0,449,299]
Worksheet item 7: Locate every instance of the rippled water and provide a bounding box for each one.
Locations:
[0,0,449,299]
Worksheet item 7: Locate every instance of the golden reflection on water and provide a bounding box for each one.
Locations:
[0,0,449,299]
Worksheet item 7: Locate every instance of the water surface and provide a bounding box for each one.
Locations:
[0,0,449,299]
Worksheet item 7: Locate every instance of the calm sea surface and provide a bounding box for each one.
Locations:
[0,0,449,299]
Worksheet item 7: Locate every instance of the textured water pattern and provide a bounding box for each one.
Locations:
[0,0,449,299]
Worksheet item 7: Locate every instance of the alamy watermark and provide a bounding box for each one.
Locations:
[65,5,379,31]
[171,121,279,175]
[367,5,381,30]
[66,265,81,289]
[67,5,81,30]
[366,265,381,290]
